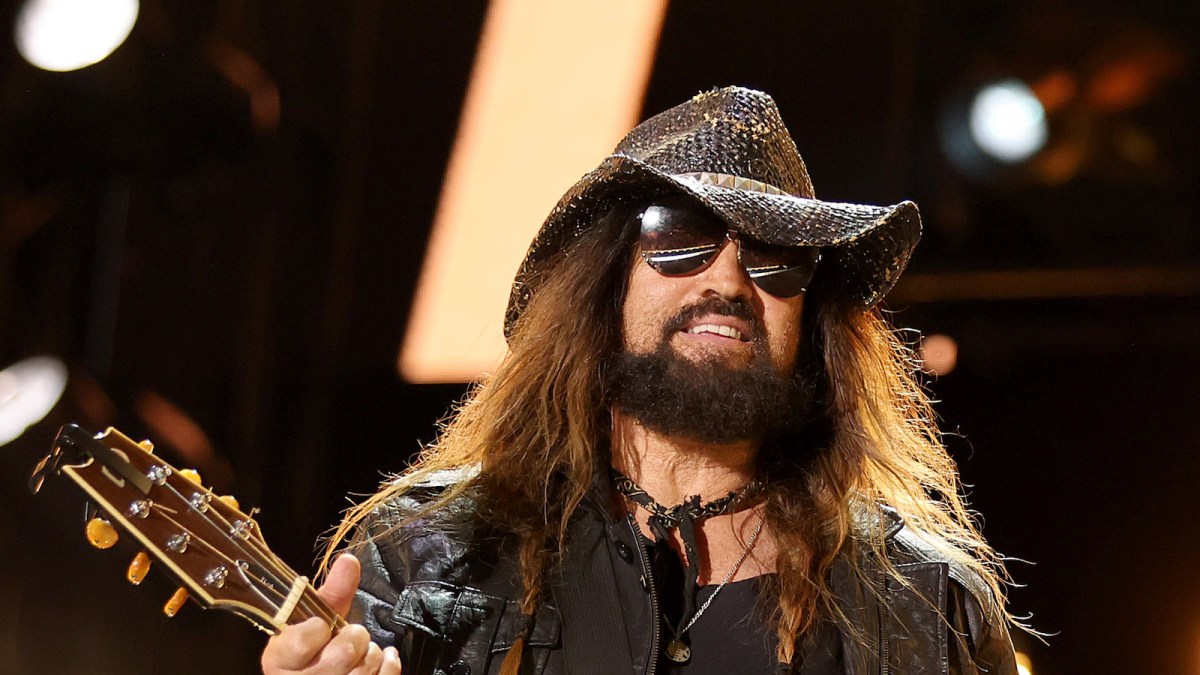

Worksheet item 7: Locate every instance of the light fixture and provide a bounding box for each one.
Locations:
[0,356,68,445]
[969,79,1048,164]
[15,0,139,72]
[940,77,1050,181]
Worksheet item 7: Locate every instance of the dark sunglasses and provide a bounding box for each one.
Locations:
[635,202,820,298]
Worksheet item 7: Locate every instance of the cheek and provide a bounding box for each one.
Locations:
[764,298,806,369]
[622,265,671,350]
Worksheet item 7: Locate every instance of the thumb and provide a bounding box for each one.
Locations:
[317,553,362,618]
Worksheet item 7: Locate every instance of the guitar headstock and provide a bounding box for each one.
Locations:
[31,424,335,634]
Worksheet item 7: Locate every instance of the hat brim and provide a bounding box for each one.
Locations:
[506,155,921,335]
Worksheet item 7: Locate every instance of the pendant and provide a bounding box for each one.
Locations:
[665,639,691,663]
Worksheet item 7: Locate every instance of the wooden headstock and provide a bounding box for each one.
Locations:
[31,424,342,634]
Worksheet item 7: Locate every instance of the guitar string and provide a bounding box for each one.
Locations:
[152,495,339,627]
[151,482,297,596]
[185,505,344,626]
[152,479,340,626]
[152,507,296,609]
[153,507,341,628]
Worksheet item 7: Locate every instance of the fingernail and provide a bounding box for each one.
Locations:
[385,646,399,661]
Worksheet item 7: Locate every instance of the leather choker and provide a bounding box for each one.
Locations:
[609,467,764,663]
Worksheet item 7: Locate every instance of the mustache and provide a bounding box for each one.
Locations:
[661,296,762,342]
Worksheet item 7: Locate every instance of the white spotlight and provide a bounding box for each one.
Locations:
[15,0,139,72]
[0,356,68,445]
[969,79,1048,164]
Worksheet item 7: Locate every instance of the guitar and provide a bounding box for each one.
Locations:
[30,423,344,634]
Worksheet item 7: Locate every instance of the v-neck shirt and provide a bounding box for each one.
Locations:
[647,541,843,674]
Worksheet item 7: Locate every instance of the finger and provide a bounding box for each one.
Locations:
[318,553,362,618]
[311,623,372,673]
[347,641,383,675]
[262,617,333,671]
[380,646,402,675]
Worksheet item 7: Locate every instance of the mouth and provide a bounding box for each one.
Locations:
[661,297,761,348]
[679,318,752,343]
[686,319,748,341]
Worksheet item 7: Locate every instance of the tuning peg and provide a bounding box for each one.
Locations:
[127,552,151,585]
[178,469,202,485]
[218,495,240,510]
[86,517,118,549]
[164,587,188,617]
[138,439,155,453]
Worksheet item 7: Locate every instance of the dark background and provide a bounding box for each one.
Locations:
[1,1,1197,673]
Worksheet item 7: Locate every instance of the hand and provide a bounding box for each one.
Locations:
[261,553,402,674]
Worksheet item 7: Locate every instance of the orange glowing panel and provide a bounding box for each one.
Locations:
[399,0,667,383]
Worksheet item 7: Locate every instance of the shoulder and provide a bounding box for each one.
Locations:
[890,522,989,595]
[881,507,1004,627]
[353,467,485,569]
[881,508,1019,673]
[835,502,1009,626]
[346,472,560,669]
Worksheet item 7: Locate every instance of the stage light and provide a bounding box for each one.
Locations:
[0,356,68,445]
[918,334,958,376]
[1015,650,1034,675]
[399,0,667,383]
[968,79,1048,164]
[14,0,139,72]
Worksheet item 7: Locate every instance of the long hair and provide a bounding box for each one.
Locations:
[756,294,1014,662]
[320,204,1013,669]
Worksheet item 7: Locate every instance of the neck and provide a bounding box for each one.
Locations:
[610,408,760,506]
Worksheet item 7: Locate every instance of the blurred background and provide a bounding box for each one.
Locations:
[1,0,1197,673]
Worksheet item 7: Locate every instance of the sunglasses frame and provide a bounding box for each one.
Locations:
[636,210,821,298]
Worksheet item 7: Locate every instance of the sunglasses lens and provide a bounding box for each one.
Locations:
[636,200,820,297]
[741,242,820,298]
[638,204,726,276]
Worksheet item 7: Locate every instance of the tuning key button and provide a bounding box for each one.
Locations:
[204,566,229,589]
[166,533,190,554]
[127,500,152,519]
[178,469,202,485]
[164,587,188,617]
[190,492,212,512]
[85,518,119,549]
[230,519,255,539]
[127,552,151,585]
[218,495,240,511]
[147,465,172,485]
[138,440,155,453]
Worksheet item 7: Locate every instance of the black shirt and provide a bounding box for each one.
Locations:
[647,542,842,674]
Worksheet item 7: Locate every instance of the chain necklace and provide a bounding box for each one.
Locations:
[663,513,765,663]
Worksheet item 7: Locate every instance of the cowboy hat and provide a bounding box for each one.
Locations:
[505,86,921,336]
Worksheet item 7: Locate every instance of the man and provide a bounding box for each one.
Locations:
[262,87,1019,674]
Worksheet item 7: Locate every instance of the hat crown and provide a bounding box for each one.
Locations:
[613,87,817,199]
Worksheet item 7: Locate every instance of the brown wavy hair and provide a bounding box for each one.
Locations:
[320,202,1013,669]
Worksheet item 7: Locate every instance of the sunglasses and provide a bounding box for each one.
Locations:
[636,202,821,298]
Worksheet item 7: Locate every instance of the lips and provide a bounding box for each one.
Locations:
[662,297,761,344]
[683,322,749,342]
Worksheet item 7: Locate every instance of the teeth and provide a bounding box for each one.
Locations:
[686,324,744,341]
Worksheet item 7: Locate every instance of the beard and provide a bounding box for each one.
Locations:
[607,297,816,445]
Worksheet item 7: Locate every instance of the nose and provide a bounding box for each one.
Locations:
[699,238,754,300]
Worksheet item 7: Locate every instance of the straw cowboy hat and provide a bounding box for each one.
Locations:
[505,86,921,335]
